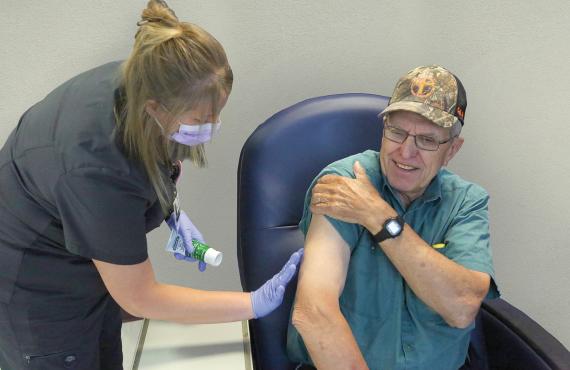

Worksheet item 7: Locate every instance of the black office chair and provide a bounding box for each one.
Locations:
[237,93,570,370]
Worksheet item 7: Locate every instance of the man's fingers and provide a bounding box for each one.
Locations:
[353,161,365,177]
[312,195,326,205]
[312,182,341,201]
[317,174,344,184]
[353,161,372,184]
[310,203,323,215]
[310,200,335,215]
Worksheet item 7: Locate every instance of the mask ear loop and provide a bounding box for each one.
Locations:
[152,103,179,136]
[152,116,167,135]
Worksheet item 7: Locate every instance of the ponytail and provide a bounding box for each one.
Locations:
[116,0,233,213]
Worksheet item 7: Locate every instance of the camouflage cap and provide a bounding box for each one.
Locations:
[380,65,467,128]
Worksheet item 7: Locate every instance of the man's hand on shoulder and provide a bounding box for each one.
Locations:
[311,161,394,233]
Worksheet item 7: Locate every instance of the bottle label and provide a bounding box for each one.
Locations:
[165,231,210,262]
[191,240,209,261]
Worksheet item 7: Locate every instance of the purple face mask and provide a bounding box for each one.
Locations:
[170,122,221,147]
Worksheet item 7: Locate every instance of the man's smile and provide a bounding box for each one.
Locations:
[393,160,419,171]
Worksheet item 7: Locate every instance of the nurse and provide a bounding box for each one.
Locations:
[0,1,302,369]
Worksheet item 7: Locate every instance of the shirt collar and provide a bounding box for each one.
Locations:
[380,169,443,210]
[421,171,443,204]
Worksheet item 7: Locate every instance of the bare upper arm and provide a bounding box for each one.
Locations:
[93,258,156,317]
[296,214,352,304]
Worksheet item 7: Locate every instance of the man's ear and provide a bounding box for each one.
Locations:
[443,136,464,166]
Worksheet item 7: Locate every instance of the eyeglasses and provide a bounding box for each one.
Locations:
[383,124,453,151]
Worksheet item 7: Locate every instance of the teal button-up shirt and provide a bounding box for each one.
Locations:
[287,150,499,370]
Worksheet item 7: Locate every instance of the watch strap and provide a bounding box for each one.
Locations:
[373,216,404,244]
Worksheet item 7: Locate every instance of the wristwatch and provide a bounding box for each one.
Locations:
[373,216,404,243]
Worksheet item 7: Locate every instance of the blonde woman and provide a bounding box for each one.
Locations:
[0,1,302,369]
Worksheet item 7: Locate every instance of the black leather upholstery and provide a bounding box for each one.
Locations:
[237,93,570,370]
[480,299,570,370]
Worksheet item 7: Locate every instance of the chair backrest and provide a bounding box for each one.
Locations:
[237,93,389,369]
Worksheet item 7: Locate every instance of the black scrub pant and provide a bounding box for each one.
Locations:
[0,295,123,370]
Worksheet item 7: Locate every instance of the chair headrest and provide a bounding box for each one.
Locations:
[238,93,389,232]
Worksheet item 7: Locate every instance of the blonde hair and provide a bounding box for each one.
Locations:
[116,0,233,213]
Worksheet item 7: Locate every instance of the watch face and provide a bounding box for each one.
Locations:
[386,220,402,236]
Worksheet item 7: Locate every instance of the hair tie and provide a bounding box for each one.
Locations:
[137,17,162,26]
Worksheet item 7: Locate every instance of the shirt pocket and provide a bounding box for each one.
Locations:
[340,236,400,322]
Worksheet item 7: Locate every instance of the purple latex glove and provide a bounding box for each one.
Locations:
[166,210,207,272]
[251,248,304,318]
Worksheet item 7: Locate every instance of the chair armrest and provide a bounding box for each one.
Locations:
[481,298,570,370]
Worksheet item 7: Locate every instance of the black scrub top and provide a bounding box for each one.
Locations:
[0,61,169,309]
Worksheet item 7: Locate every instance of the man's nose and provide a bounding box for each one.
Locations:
[400,135,418,158]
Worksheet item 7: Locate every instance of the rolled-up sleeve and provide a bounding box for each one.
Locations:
[443,187,500,298]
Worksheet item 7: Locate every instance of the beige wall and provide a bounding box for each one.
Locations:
[2,1,569,347]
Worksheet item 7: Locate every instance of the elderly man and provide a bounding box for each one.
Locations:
[287,65,499,370]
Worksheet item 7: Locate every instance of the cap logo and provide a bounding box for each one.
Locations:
[456,106,465,120]
[411,75,435,99]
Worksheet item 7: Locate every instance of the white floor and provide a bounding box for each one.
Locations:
[122,319,146,370]
[122,319,251,370]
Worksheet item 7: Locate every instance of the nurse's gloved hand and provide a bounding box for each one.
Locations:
[166,211,207,272]
[251,248,304,318]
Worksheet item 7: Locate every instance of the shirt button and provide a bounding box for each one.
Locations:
[404,344,414,351]
[63,355,76,368]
